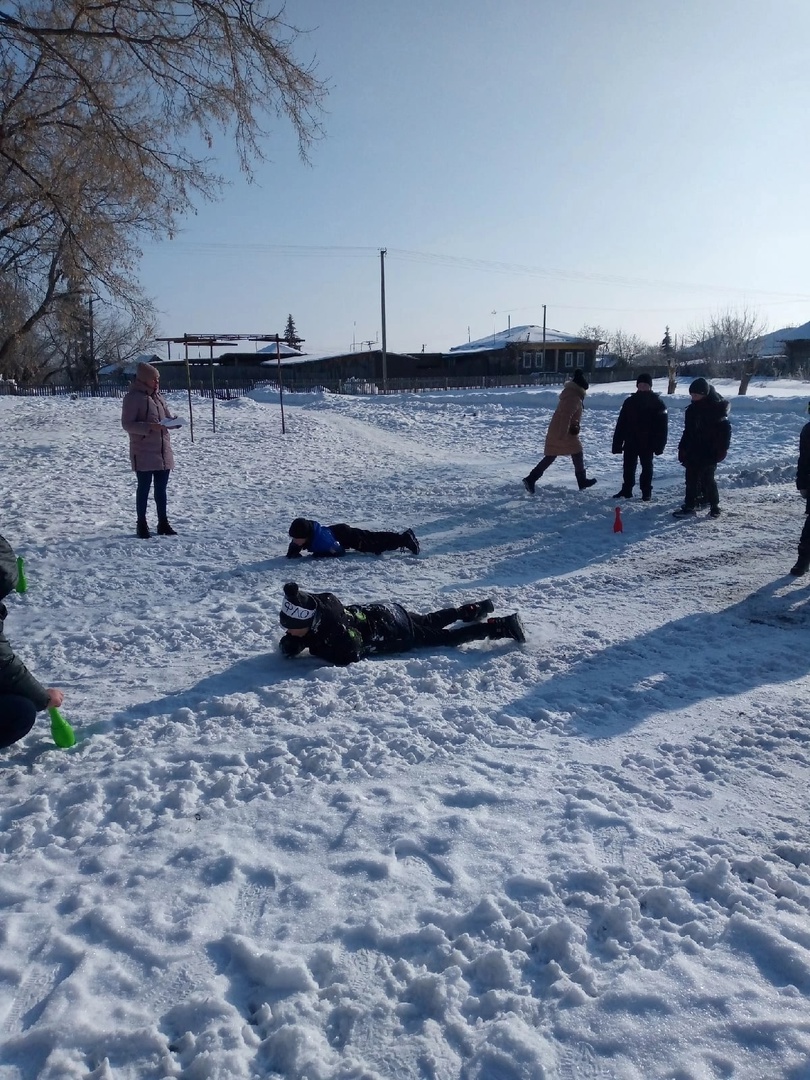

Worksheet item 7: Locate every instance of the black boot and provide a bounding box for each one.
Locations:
[157,518,177,536]
[487,614,526,643]
[136,518,151,539]
[458,599,495,622]
[576,474,597,490]
[790,554,810,576]
[612,488,633,499]
[400,528,419,555]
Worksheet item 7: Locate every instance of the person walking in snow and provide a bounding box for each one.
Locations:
[611,373,668,501]
[277,582,524,666]
[672,378,731,519]
[121,362,181,539]
[286,518,420,558]
[0,536,64,749]
[522,369,597,493]
[789,406,810,575]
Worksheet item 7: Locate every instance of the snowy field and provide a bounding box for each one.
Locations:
[2,377,810,1080]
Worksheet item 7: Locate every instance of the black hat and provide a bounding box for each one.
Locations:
[289,518,314,541]
[689,378,710,396]
[636,372,653,387]
[279,581,318,630]
[571,369,589,390]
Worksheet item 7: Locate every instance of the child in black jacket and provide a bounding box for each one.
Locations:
[0,535,64,748]
[278,582,524,666]
[673,379,731,519]
[789,412,810,575]
[611,373,668,500]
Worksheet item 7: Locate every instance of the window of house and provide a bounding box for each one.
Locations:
[522,352,533,369]
[564,351,574,367]
[534,353,543,368]
[576,351,585,364]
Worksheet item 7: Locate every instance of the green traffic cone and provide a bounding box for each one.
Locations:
[49,707,76,748]
[15,555,27,594]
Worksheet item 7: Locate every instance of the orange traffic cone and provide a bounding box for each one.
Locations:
[613,506,623,533]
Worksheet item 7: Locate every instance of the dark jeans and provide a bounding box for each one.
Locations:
[136,469,170,520]
[622,450,654,496]
[684,461,719,509]
[330,524,405,555]
[0,694,37,748]
[527,451,587,482]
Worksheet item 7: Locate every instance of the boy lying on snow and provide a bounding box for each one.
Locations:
[278,582,525,666]
[0,535,64,749]
[286,518,420,558]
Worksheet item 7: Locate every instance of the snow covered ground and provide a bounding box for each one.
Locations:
[2,377,810,1080]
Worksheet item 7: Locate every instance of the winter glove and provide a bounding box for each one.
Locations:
[716,451,727,462]
[285,542,303,558]
[279,634,305,658]
[568,421,580,436]
[800,489,808,498]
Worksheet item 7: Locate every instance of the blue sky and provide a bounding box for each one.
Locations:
[140,0,810,357]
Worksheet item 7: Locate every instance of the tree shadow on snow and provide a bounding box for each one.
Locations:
[515,577,810,736]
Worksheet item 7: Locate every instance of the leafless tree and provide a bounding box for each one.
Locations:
[688,307,768,394]
[0,1,327,367]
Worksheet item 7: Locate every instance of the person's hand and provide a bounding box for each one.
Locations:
[800,489,808,498]
[716,451,727,462]
[46,688,64,708]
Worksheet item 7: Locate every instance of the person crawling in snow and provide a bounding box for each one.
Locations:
[0,535,64,749]
[278,582,525,666]
[286,518,419,558]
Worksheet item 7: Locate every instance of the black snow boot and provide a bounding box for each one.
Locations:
[400,528,420,555]
[576,474,597,491]
[136,518,151,539]
[458,599,495,622]
[790,554,810,576]
[157,518,178,536]
[487,614,526,643]
[612,489,633,499]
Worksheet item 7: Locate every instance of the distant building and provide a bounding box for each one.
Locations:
[447,325,603,377]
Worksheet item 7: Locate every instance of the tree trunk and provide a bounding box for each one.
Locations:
[738,368,754,396]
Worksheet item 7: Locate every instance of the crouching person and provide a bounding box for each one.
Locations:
[286,518,419,558]
[0,536,64,749]
[278,582,525,666]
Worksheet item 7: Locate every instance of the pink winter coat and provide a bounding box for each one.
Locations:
[544,382,586,456]
[121,375,176,472]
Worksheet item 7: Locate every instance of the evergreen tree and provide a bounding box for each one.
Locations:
[661,326,673,359]
[283,314,302,349]
[661,326,677,394]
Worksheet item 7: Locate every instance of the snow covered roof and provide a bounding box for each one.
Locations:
[448,325,603,354]
[757,320,810,356]
[255,342,304,357]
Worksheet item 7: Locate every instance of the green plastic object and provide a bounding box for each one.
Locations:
[49,707,76,748]
[15,555,27,594]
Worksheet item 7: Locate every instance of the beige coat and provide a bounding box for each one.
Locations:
[544,382,586,456]
[121,375,176,472]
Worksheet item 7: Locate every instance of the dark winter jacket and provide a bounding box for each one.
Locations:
[285,521,344,559]
[279,591,416,666]
[0,536,50,709]
[797,421,810,508]
[677,387,731,466]
[612,391,668,456]
[121,375,176,472]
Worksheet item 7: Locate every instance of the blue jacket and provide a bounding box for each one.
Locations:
[286,520,345,558]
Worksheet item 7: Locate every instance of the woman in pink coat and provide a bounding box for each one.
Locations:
[121,362,179,538]
[522,370,597,493]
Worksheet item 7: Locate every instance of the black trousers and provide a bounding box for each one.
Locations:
[330,523,404,555]
[0,694,37,748]
[684,461,719,510]
[408,607,491,649]
[622,450,654,496]
[799,499,810,556]
[527,451,586,482]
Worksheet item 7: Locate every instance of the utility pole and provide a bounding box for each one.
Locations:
[380,248,388,392]
[542,304,547,372]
